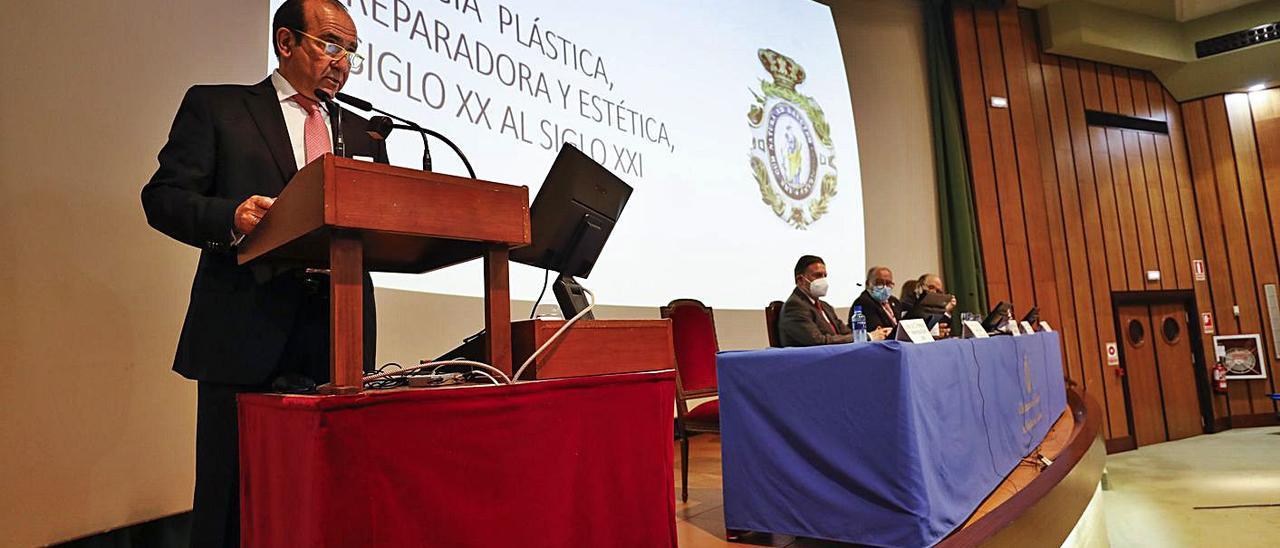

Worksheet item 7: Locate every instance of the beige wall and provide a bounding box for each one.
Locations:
[0,0,937,544]
[825,0,943,285]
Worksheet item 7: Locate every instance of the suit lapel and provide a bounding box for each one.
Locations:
[244,77,297,187]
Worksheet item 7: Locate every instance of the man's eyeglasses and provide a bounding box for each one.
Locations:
[291,29,364,70]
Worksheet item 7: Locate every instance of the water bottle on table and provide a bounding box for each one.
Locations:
[852,306,867,343]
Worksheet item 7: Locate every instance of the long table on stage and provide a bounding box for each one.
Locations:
[237,370,677,548]
[718,332,1067,547]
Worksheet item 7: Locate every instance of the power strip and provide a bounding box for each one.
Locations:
[407,372,466,388]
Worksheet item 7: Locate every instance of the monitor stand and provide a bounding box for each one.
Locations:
[552,274,595,320]
[435,272,594,363]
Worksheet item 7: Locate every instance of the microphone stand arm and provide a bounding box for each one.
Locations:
[315,90,345,158]
[325,101,345,158]
[328,92,473,178]
[373,109,433,172]
[390,124,476,180]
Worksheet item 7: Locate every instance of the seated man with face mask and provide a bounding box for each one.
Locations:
[779,255,889,346]
[851,266,903,332]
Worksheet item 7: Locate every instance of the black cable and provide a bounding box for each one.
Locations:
[968,342,1000,476]
[529,268,551,319]
[365,362,407,390]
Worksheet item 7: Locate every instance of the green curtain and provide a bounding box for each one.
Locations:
[923,0,988,315]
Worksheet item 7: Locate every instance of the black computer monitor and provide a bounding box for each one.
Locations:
[904,292,953,320]
[1022,306,1040,326]
[435,144,633,364]
[981,301,1013,333]
[511,144,633,318]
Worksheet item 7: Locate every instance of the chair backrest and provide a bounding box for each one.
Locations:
[765,300,784,347]
[659,299,720,397]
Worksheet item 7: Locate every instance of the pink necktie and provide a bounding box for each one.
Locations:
[883,302,898,326]
[292,94,331,164]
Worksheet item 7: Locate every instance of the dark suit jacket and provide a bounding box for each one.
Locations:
[779,287,853,347]
[142,77,388,385]
[851,291,903,333]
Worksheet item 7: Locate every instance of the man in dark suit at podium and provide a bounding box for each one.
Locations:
[140,1,385,546]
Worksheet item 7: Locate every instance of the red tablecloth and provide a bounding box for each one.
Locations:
[238,370,677,547]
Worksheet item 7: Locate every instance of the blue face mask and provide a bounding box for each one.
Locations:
[870,285,891,303]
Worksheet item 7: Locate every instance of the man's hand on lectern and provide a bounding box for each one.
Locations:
[234,195,276,235]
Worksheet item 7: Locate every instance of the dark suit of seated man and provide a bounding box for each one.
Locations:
[899,272,956,338]
[851,265,904,333]
[779,255,855,347]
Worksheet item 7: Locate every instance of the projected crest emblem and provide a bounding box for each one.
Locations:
[749,49,838,229]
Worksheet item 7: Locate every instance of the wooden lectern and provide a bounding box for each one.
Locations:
[237,155,530,393]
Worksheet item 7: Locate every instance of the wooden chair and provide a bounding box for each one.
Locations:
[765,300,784,347]
[659,298,720,502]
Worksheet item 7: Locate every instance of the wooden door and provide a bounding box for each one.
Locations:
[1150,303,1203,440]
[1118,304,1166,446]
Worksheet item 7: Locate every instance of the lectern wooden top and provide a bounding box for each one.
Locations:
[238,155,531,273]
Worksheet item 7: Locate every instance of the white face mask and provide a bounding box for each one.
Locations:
[807,277,830,298]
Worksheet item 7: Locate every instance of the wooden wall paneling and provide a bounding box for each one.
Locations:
[1106,127,1146,290]
[975,6,1036,311]
[1166,92,1227,421]
[1139,132,1177,290]
[1113,67,1136,116]
[953,5,1012,305]
[1020,9,1085,386]
[997,4,1060,329]
[1122,130,1161,280]
[1224,93,1280,410]
[1115,69,1158,282]
[1247,89,1280,396]
[1100,66,1147,290]
[1128,69,1152,118]
[1061,58,1130,439]
[1205,96,1269,414]
[1041,55,1110,431]
[1136,75,1172,290]
[1249,89,1280,262]
[1080,62,1131,291]
[1183,99,1251,417]
[1097,64,1119,112]
[1153,136,1192,289]
[1147,80,1193,289]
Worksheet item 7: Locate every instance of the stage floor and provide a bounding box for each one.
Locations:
[1104,425,1280,547]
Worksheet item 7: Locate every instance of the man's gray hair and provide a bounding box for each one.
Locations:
[865,266,892,285]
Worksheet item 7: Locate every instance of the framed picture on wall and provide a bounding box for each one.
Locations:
[1213,334,1268,380]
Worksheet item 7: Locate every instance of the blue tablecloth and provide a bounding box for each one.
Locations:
[718,333,1067,547]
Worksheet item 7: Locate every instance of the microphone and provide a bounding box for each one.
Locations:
[313,89,345,159]
[333,92,433,172]
[366,115,394,141]
[331,92,476,178]
[333,92,372,112]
